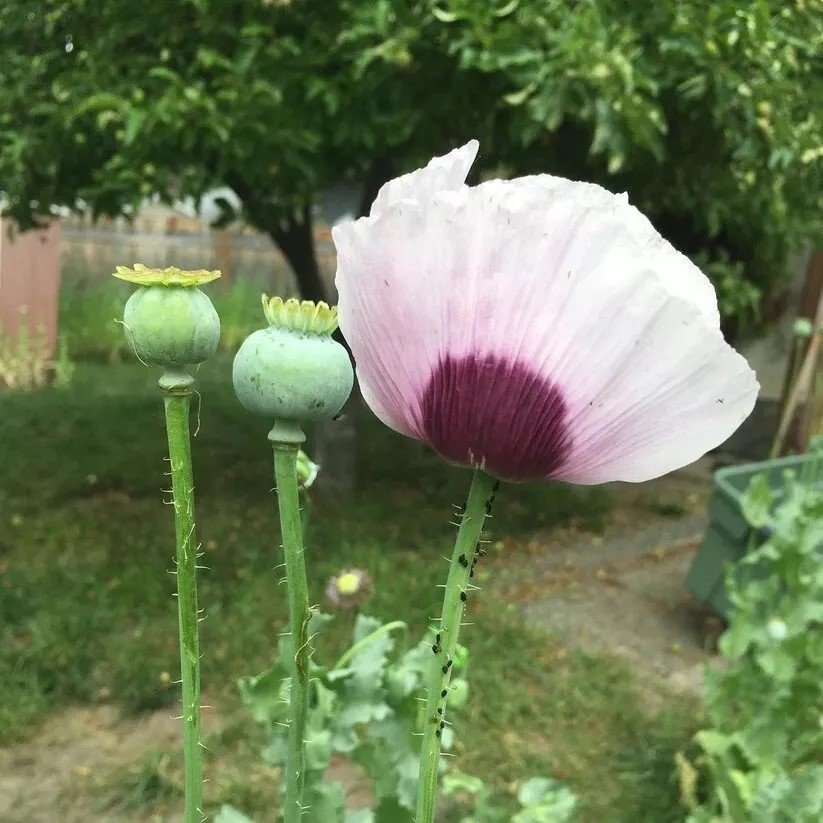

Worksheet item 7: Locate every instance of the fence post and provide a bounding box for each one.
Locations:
[0,218,62,355]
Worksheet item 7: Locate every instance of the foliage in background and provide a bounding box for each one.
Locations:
[0,0,475,303]
[679,467,823,822]
[228,611,577,822]
[2,1,821,326]
[0,323,74,389]
[233,612,468,821]
[344,0,823,331]
[59,275,265,360]
[444,772,577,823]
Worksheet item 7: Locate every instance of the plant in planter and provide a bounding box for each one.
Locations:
[686,436,823,617]
[678,471,823,822]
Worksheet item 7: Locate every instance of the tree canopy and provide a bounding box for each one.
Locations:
[2,0,821,323]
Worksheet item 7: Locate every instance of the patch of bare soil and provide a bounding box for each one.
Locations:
[0,705,179,822]
[0,705,279,823]
[0,704,372,822]
[488,460,724,706]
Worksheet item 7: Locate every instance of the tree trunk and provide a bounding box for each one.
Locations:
[266,206,329,304]
[226,173,329,304]
[358,156,396,218]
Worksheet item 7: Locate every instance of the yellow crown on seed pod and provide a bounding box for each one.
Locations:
[113,263,222,286]
[262,294,339,335]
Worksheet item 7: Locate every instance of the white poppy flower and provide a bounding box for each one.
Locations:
[334,141,758,483]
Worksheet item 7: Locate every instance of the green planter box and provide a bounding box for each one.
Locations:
[686,440,823,618]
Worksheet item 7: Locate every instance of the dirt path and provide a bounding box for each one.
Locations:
[489,461,722,705]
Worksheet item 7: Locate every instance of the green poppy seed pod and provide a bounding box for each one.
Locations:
[232,295,353,435]
[114,264,221,378]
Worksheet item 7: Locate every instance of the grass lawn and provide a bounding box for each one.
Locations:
[0,358,697,820]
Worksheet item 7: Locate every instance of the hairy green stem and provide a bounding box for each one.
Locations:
[299,488,311,540]
[271,423,311,823]
[163,386,203,823]
[416,469,498,823]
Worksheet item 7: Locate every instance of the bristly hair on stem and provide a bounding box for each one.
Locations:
[415,469,499,823]
[270,423,312,823]
[162,377,204,823]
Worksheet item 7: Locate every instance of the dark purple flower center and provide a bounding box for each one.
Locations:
[420,352,571,481]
